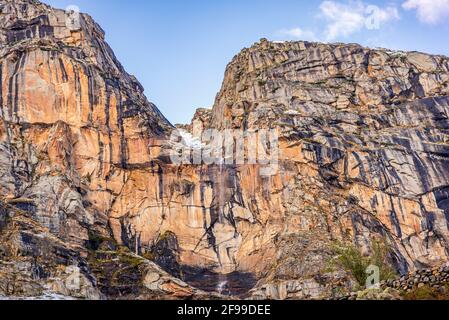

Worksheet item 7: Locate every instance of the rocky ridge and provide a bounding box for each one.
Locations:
[338,262,449,300]
[189,38,449,299]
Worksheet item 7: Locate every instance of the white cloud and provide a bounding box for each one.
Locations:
[403,0,449,24]
[319,1,400,41]
[279,27,317,41]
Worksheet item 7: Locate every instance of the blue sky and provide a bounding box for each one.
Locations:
[45,0,449,124]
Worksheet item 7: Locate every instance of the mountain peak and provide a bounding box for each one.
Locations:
[2,0,449,301]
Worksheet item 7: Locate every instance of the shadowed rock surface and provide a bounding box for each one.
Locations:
[1,0,449,300]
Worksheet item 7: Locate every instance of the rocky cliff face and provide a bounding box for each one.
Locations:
[1,0,449,300]
[0,0,206,299]
[195,39,449,299]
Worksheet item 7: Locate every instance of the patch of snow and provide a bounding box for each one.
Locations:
[380,49,407,58]
[178,129,205,150]
[285,109,300,116]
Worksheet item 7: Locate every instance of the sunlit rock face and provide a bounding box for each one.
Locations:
[2,0,449,300]
[0,0,201,299]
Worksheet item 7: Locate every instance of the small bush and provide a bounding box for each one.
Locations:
[331,241,397,288]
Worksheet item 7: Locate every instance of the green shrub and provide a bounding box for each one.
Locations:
[331,241,397,288]
[402,284,449,300]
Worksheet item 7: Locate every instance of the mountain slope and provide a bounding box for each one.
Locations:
[191,38,449,298]
[0,0,202,299]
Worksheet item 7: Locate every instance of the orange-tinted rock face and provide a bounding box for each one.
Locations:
[2,0,449,300]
